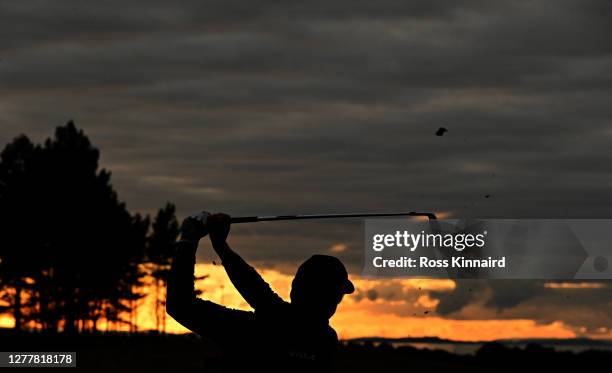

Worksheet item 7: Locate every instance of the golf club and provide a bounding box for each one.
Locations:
[230,211,437,224]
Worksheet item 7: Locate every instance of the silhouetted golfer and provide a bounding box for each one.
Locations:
[167,212,354,372]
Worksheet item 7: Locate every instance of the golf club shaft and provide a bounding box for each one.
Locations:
[230,211,437,224]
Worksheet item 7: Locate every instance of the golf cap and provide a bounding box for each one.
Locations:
[295,255,355,295]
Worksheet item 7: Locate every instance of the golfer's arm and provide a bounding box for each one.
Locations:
[166,240,209,333]
[212,240,284,309]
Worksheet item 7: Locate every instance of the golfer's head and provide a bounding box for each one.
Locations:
[290,255,354,319]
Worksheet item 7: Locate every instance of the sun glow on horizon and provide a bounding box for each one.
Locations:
[137,264,590,341]
[2,264,608,341]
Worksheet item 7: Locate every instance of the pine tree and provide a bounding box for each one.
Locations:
[0,135,42,330]
[0,121,150,333]
[147,203,179,333]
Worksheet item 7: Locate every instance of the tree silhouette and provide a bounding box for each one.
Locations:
[0,135,42,330]
[0,121,150,333]
[146,203,179,334]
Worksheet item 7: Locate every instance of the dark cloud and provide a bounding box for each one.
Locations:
[485,280,541,310]
[427,280,612,334]
[352,281,420,303]
[431,280,542,316]
[2,0,612,294]
[431,280,486,315]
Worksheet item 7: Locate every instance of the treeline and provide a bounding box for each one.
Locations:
[0,121,181,333]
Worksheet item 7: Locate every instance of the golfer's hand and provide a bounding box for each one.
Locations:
[179,211,209,243]
[208,213,231,244]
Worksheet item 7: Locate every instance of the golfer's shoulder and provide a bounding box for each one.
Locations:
[255,297,289,318]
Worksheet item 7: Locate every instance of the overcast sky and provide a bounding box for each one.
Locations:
[1,0,611,337]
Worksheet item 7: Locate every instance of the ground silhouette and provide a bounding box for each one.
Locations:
[2,329,610,372]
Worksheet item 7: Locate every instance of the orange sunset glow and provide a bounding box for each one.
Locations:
[1,263,609,341]
[116,265,608,341]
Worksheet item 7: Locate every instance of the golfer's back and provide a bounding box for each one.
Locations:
[220,301,338,372]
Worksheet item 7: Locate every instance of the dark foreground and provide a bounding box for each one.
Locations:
[1,329,610,372]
